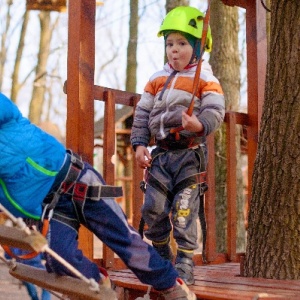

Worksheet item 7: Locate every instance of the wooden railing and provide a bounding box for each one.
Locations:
[94,85,250,269]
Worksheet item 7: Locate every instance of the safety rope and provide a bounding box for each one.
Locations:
[169,0,212,140]
[0,203,100,293]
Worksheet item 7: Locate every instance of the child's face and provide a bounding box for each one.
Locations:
[165,32,194,71]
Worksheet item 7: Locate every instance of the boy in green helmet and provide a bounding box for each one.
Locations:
[131,6,225,286]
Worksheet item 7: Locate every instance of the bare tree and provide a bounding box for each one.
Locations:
[29,11,59,124]
[165,0,189,12]
[125,0,138,93]
[0,0,13,92]
[11,10,30,102]
[245,0,300,279]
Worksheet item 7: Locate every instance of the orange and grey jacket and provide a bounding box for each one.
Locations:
[130,61,225,148]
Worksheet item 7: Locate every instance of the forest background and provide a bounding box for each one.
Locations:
[0,0,250,257]
[0,0,247,138]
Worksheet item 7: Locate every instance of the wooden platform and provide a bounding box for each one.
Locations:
[108,263,300,299]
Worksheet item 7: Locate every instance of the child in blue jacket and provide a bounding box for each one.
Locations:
[0,92,196,300]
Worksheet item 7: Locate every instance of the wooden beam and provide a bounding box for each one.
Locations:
[221,0,246,9]
[102,90,116,268]
[10,263,116,300]
[226,112,237,261]
[245,1,267,206]
[0,225,47,252]
[66,0,96,260]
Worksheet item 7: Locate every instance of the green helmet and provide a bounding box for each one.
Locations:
[158,6,212,52]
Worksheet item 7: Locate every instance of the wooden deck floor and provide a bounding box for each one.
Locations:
[109,263,300,300]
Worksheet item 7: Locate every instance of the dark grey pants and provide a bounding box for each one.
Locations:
[142,145,206,251]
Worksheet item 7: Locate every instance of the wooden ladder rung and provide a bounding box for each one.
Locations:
[0,225,47,252]
[10,262,116,300]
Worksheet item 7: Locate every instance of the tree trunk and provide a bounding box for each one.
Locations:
[11,10,30,102]
[165,0,189,12]
[0,0,13,91]
[28,11,52,124]
[245,0,300,279]
[210,0,243,252]
[125,0,138,93]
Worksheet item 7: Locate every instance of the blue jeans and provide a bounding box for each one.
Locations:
[44,162,178,291]
[24,282,51,300]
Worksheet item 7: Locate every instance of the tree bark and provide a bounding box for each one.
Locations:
[125,0,138,93]
[28,11,52,124]
[245,0,300,279]
[0,0,13,91]
[11,10,30,102]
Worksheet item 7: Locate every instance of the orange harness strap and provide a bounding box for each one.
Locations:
[170,0,212,140]
[2,218,49,260]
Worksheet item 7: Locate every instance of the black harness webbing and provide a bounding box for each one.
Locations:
[43,149,123,226]
[144,170,207,202]
[45,150,122,207]
[52,212,80,232]
[158,70,178,101]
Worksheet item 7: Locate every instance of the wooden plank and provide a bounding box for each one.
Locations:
[205,134,217,262]
[66,0,96,261]
[131,96,144,230]
[226,112,237,261]
[102,90,117,269]
[9,263,116,300]
[245,0,267,209]
[108,264,300,300]
[0,225,47,252]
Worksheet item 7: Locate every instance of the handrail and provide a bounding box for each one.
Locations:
[94,85,249,268]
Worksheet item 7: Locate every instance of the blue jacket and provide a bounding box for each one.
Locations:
[0,93,66,219]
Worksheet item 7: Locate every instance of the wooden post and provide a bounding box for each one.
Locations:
[102,90,116,268]
[221,0,267,233]
[245,1,267,207]
[66,0,96,260]
[226,112,237,261]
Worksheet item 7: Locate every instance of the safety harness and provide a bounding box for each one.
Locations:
[138,145,208,263]
[3,149,123,260]
[138,2,212,263]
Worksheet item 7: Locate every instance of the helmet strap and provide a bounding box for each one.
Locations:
[189,39,201,64]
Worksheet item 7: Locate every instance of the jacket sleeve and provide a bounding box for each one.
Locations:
[130,90,154,149]
[197,73,225,136]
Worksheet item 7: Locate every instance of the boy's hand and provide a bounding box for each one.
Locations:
[135,146,152,169]
[182,111,203,133]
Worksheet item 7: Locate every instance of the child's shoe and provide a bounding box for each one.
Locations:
[174,256,195,285]
[99,266,114,289]
[160,278,196,300]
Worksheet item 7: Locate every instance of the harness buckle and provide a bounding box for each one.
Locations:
[41,204,54,222]
[67,149,84,170]
[73,182,88,201]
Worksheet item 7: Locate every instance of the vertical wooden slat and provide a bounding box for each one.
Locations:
[226,112,237,261]
[102,90,116,268]
[246,1,267,206]
[131,97,144,230]
[66,0,95,260]
[205,134,217,262]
